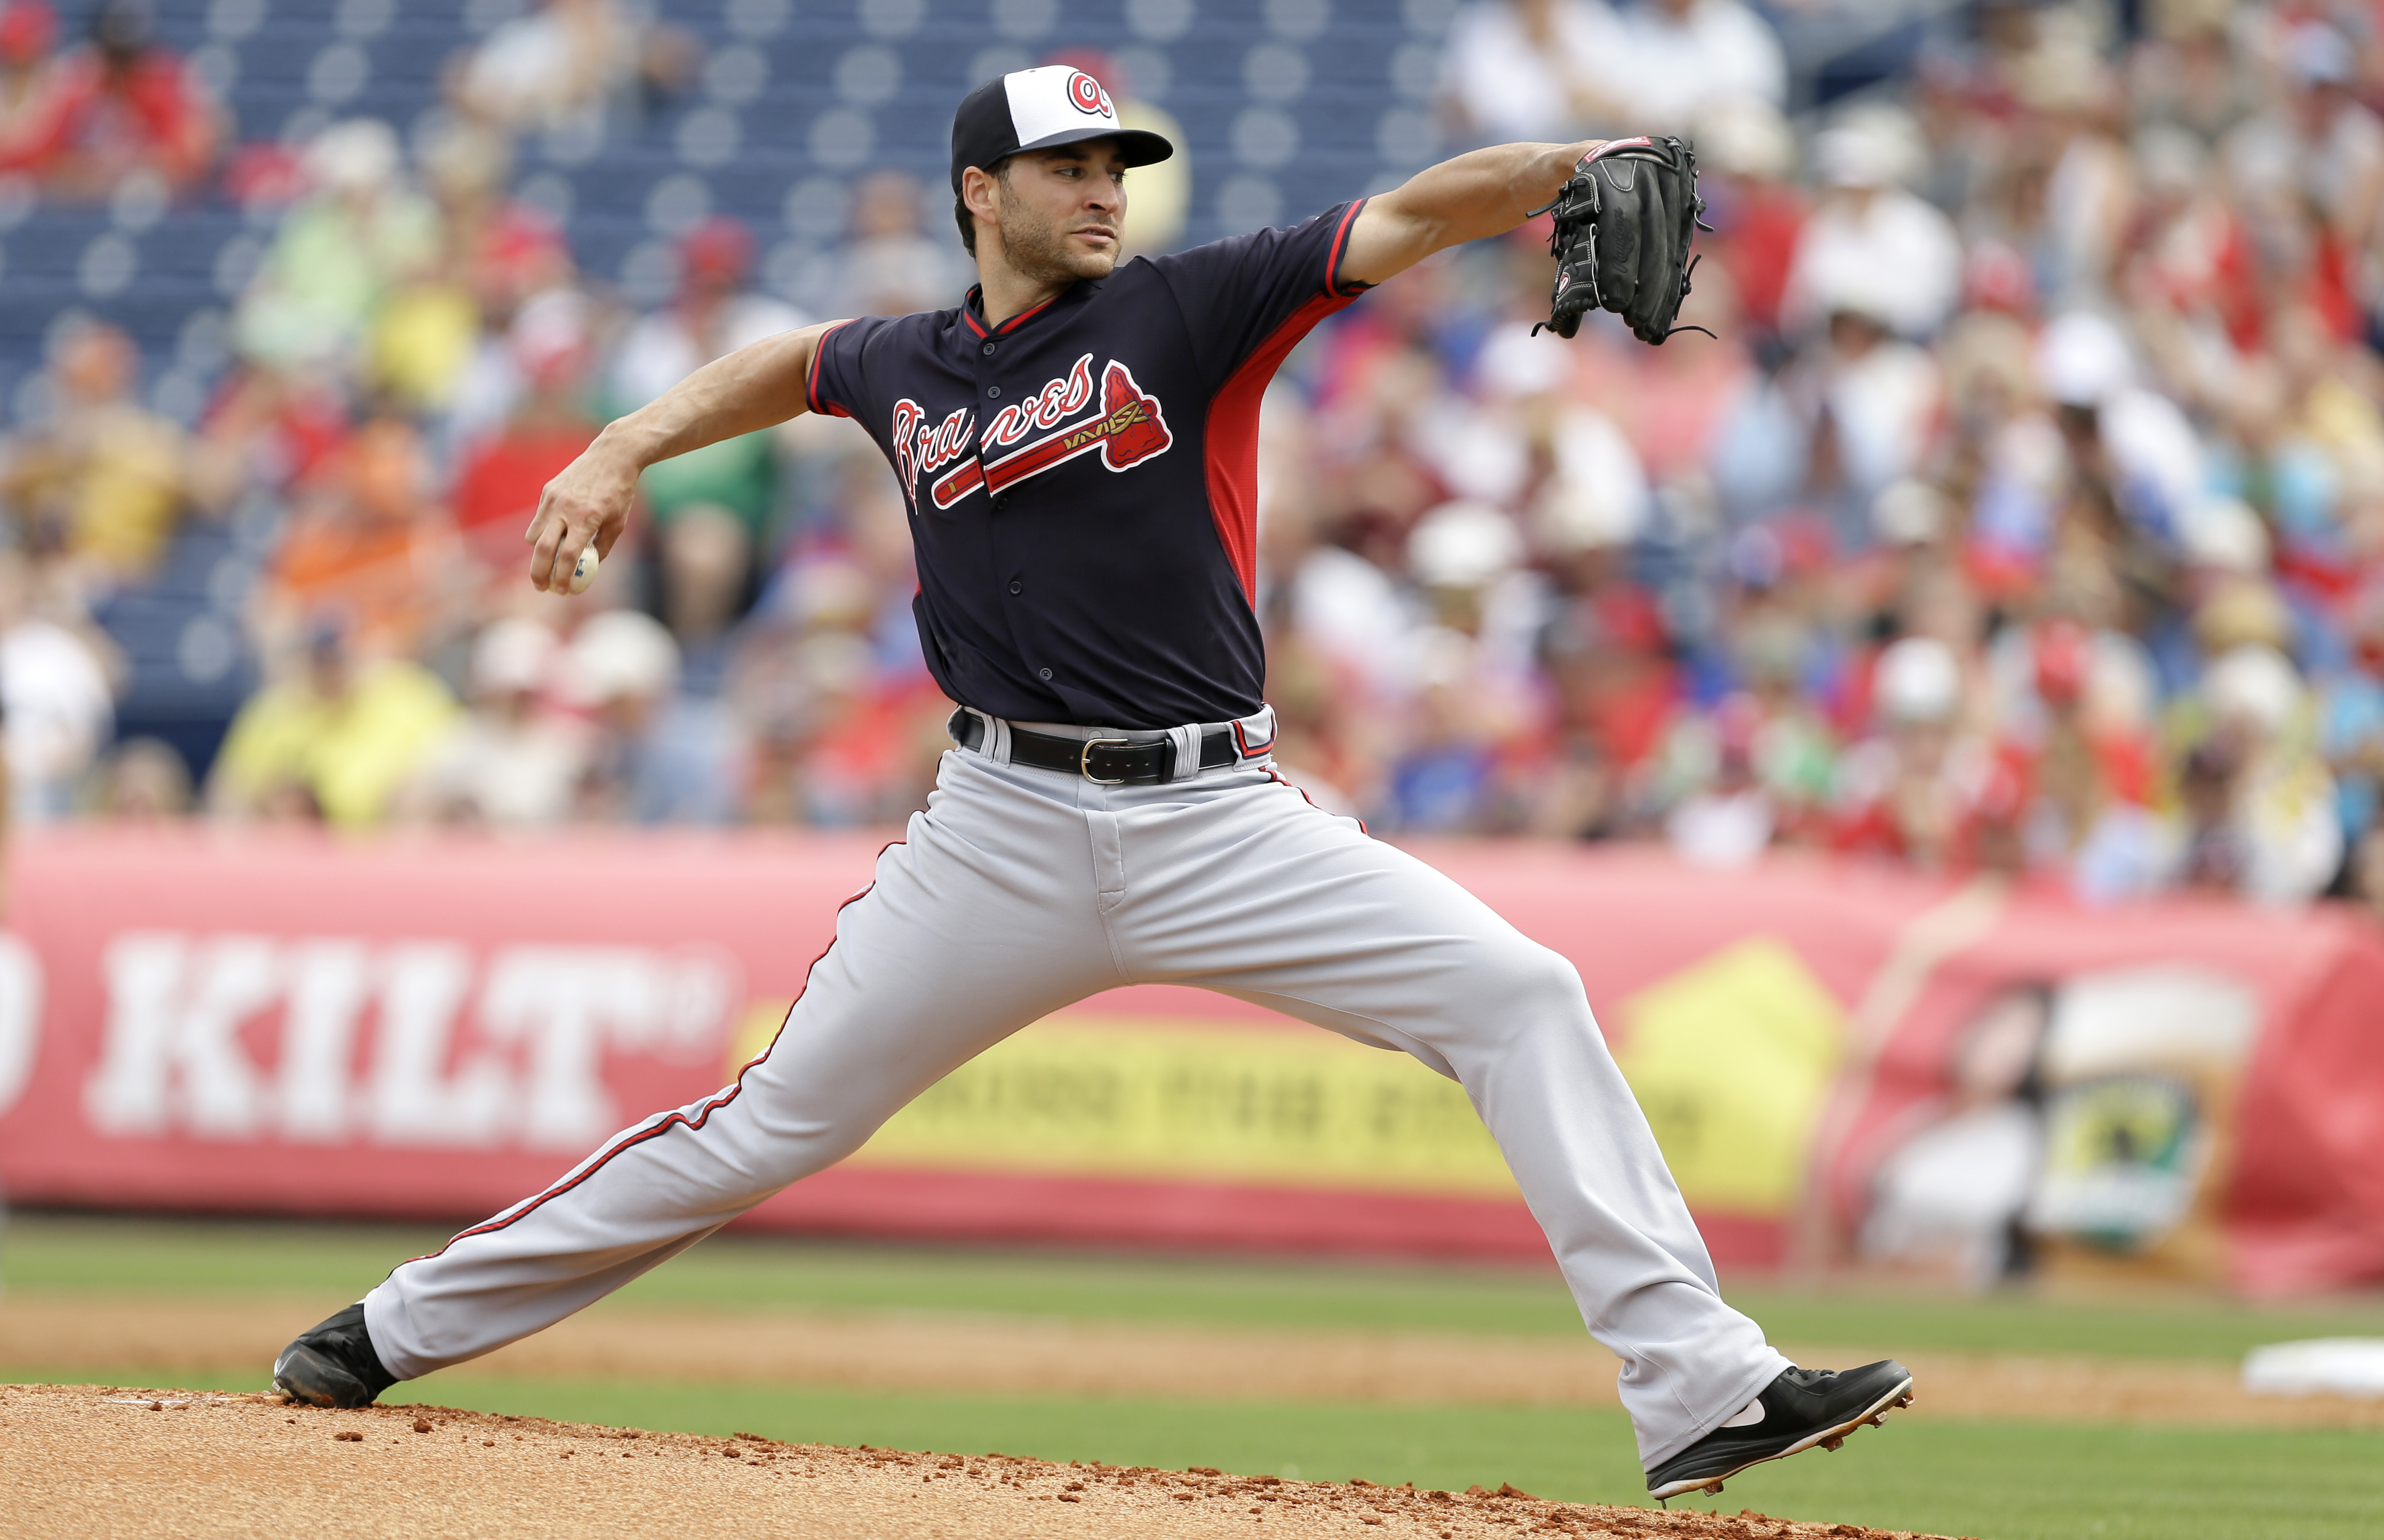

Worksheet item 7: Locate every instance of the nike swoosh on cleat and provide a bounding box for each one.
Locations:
[1647,1376,1915,1500]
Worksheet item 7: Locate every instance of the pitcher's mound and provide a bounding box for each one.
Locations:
[1,1383,1953,1539]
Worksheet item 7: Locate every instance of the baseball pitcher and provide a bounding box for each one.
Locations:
[274,67,1911,1502]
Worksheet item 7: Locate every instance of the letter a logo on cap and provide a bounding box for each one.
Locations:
[1004,65,1118,148]
[1068,70,1111,116]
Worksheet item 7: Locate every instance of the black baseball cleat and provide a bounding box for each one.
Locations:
[1645,1360,1915,1500]
[273,1302,399,1409]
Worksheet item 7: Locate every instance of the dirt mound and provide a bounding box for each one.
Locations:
[2,1383,1955,1540]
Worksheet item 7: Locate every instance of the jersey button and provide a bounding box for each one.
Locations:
[1008,580,1022,594]
[994,494,1009,509]
[981,342,997,356]
[986,386,1000,398]
[1038,667,1053,680]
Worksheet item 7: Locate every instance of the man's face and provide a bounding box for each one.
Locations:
[59,326,133,404]
[2297,79,2347,136]
[306,637,352,701]
[974,141,1129,283]
[1827,309,1886,359]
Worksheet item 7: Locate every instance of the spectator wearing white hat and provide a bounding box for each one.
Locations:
[233,119,440,374]
[398,619,588,829]
[1280,529,1412,713]
[1659,695,1777,869]
[1780,110,1963,342]
[1785,284,1943,551]
[1609,0,1785,137]
[1462,320,1654,558]
[1871,479,1956,550]
[1832,635,1998,870]
[2176,494,2270,580]
[1410,500,1528,603]
[2175,644,2342,906]
[2033,310,2205,547]
[567,609,741,825]
[1537,405,1655,558]
[1388,501,1546,832]
[1439,0,1632,145]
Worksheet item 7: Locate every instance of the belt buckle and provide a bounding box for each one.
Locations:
[1079,736,1132,785]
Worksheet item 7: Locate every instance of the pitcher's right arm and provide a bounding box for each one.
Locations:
[525,319,843,593]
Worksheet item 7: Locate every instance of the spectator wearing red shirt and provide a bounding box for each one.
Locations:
[451,291,601,575]
[1833,635,2000,870]
[0,1,57,173]
[1992,619,2165,896]
[1695,100,1804,348]
[11,1,218,198]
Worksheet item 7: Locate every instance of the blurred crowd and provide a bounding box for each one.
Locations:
[6,0,2384,918]
[1,0,967,841]
[1263,0,2384,913]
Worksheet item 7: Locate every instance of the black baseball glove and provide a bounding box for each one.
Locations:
[1533,136,1711,346]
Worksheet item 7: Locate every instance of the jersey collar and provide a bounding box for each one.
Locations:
[960,279,1094,339]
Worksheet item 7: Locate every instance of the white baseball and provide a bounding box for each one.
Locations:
[567,543,599,596]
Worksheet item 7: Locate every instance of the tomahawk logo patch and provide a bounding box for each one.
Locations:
[923,356,1172,510]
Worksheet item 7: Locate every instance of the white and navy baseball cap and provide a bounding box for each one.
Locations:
[949,66,1173,192]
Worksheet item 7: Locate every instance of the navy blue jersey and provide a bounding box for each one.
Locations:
[807,199,1368,728]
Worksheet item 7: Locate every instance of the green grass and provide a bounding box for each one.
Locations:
[10,1214,2384,1539]
[10,1211,2384,1362]
[5,1363,2375,1540]
[0,1215,456,1299]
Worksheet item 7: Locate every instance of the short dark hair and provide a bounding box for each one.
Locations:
[953,157,1013,256]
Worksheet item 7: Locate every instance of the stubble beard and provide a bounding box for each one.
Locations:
[997,183,1119,285]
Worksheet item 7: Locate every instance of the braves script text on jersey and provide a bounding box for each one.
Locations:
[356,202,1791,1473]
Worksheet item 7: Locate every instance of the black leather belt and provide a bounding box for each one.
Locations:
[950,710,1244,784]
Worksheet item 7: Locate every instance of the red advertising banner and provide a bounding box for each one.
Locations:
[2,829,2380,1294]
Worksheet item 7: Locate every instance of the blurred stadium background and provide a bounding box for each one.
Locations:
[6,0,2384,878]
[5,1,2384,1537]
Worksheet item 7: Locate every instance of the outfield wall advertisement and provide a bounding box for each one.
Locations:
[3,828,2381,1295]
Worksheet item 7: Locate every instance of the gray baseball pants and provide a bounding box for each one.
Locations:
[363,709,1788,1467]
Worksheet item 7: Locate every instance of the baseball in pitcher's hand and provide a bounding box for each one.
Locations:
[526,438,638,594]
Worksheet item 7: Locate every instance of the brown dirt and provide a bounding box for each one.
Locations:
[0,1382,1955,1540]
[3,1295,2379,1430]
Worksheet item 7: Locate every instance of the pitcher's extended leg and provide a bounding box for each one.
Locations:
[362,757,1122,1379]
[1110,775,1788,1468]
